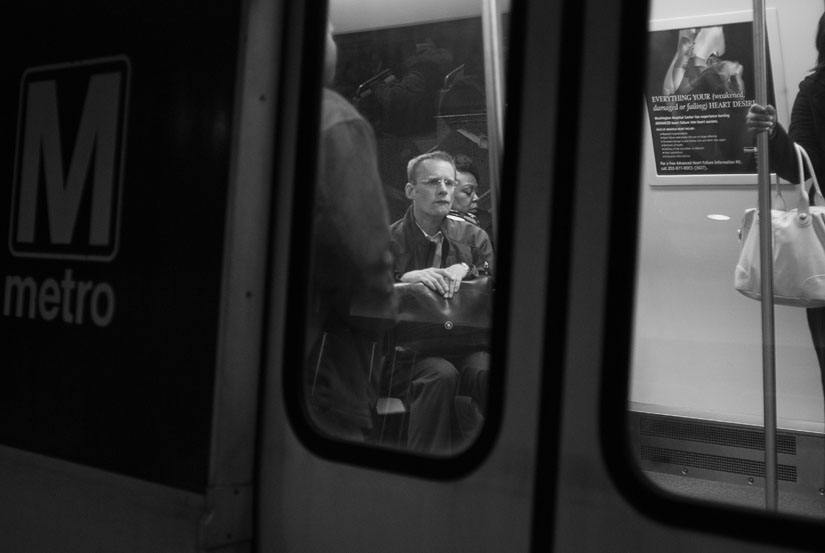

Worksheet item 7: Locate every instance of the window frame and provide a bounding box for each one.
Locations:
[276,0,526,478]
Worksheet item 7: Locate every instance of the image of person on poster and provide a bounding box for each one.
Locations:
[662,26,745,96]
[646,21,761,176]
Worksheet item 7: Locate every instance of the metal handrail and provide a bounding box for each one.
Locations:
[753,0,778,512]
[352,68,392,102]
[482,0,505,244]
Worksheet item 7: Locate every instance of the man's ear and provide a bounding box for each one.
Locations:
[404,183,416,200]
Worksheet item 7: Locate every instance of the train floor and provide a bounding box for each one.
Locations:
[643,471,825,520]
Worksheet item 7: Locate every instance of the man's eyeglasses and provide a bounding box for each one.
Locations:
[417,177,457,188]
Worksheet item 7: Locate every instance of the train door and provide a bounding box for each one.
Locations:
[541,0,825,551]
[629,0,825,518]
[255,0,566,551]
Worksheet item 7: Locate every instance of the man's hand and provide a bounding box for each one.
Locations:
[441,263,470,298]
[400,263,469,298]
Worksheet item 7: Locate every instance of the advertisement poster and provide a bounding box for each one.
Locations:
[645,20,774,177]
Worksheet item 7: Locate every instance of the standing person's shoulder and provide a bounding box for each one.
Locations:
[798,68,825,95]
[322,87,366,130]
[813,68,825,97]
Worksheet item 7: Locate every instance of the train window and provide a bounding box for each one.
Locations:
[630,0,825,520]
[291,0,509,458]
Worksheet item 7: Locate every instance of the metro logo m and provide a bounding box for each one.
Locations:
[10,57,129,261]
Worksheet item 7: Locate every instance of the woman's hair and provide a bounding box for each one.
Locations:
[454,153,480,183]
[817,13,825,69]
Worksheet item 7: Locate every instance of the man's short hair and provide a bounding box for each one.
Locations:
[406,151,455,184]
[453,153,480,183]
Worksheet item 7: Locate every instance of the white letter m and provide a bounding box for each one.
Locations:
[15,71,122,248]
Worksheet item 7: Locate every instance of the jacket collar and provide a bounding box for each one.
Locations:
[402,206,452,241]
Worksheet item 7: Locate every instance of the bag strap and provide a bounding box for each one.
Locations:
[794,142,825,215]
[772,172,787,211]
[793,143,811,218]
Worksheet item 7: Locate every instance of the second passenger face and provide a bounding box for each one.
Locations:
[407,159,456,220]
[453,170,479,214]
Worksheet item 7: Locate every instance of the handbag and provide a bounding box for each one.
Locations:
[393,276,492,355]
[734,143,825,307]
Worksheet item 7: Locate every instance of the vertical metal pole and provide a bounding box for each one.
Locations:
[752,0,778,512]
[482,0,505,243]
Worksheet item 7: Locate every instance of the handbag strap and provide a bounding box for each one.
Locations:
[795,143,825,216]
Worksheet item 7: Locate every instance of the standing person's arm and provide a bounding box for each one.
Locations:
[318,115,396,316]
[768,123,799,183]
[746,103,796,182]
[788,84,825,184]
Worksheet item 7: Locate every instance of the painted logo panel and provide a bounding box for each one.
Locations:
[10,57,129,261]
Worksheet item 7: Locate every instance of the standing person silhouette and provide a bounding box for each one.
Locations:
[746,12,825,426]
[305,22,397,440]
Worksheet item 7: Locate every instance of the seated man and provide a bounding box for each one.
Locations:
[388,151,494,454]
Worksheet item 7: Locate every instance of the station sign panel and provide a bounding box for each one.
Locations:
[1,3,241,492]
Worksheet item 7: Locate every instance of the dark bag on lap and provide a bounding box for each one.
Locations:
[393,277,492,355]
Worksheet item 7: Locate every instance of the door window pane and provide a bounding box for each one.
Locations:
[301,0,508,456]
[631,0,825,519]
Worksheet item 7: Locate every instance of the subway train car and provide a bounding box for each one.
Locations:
[0,0,824,551]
